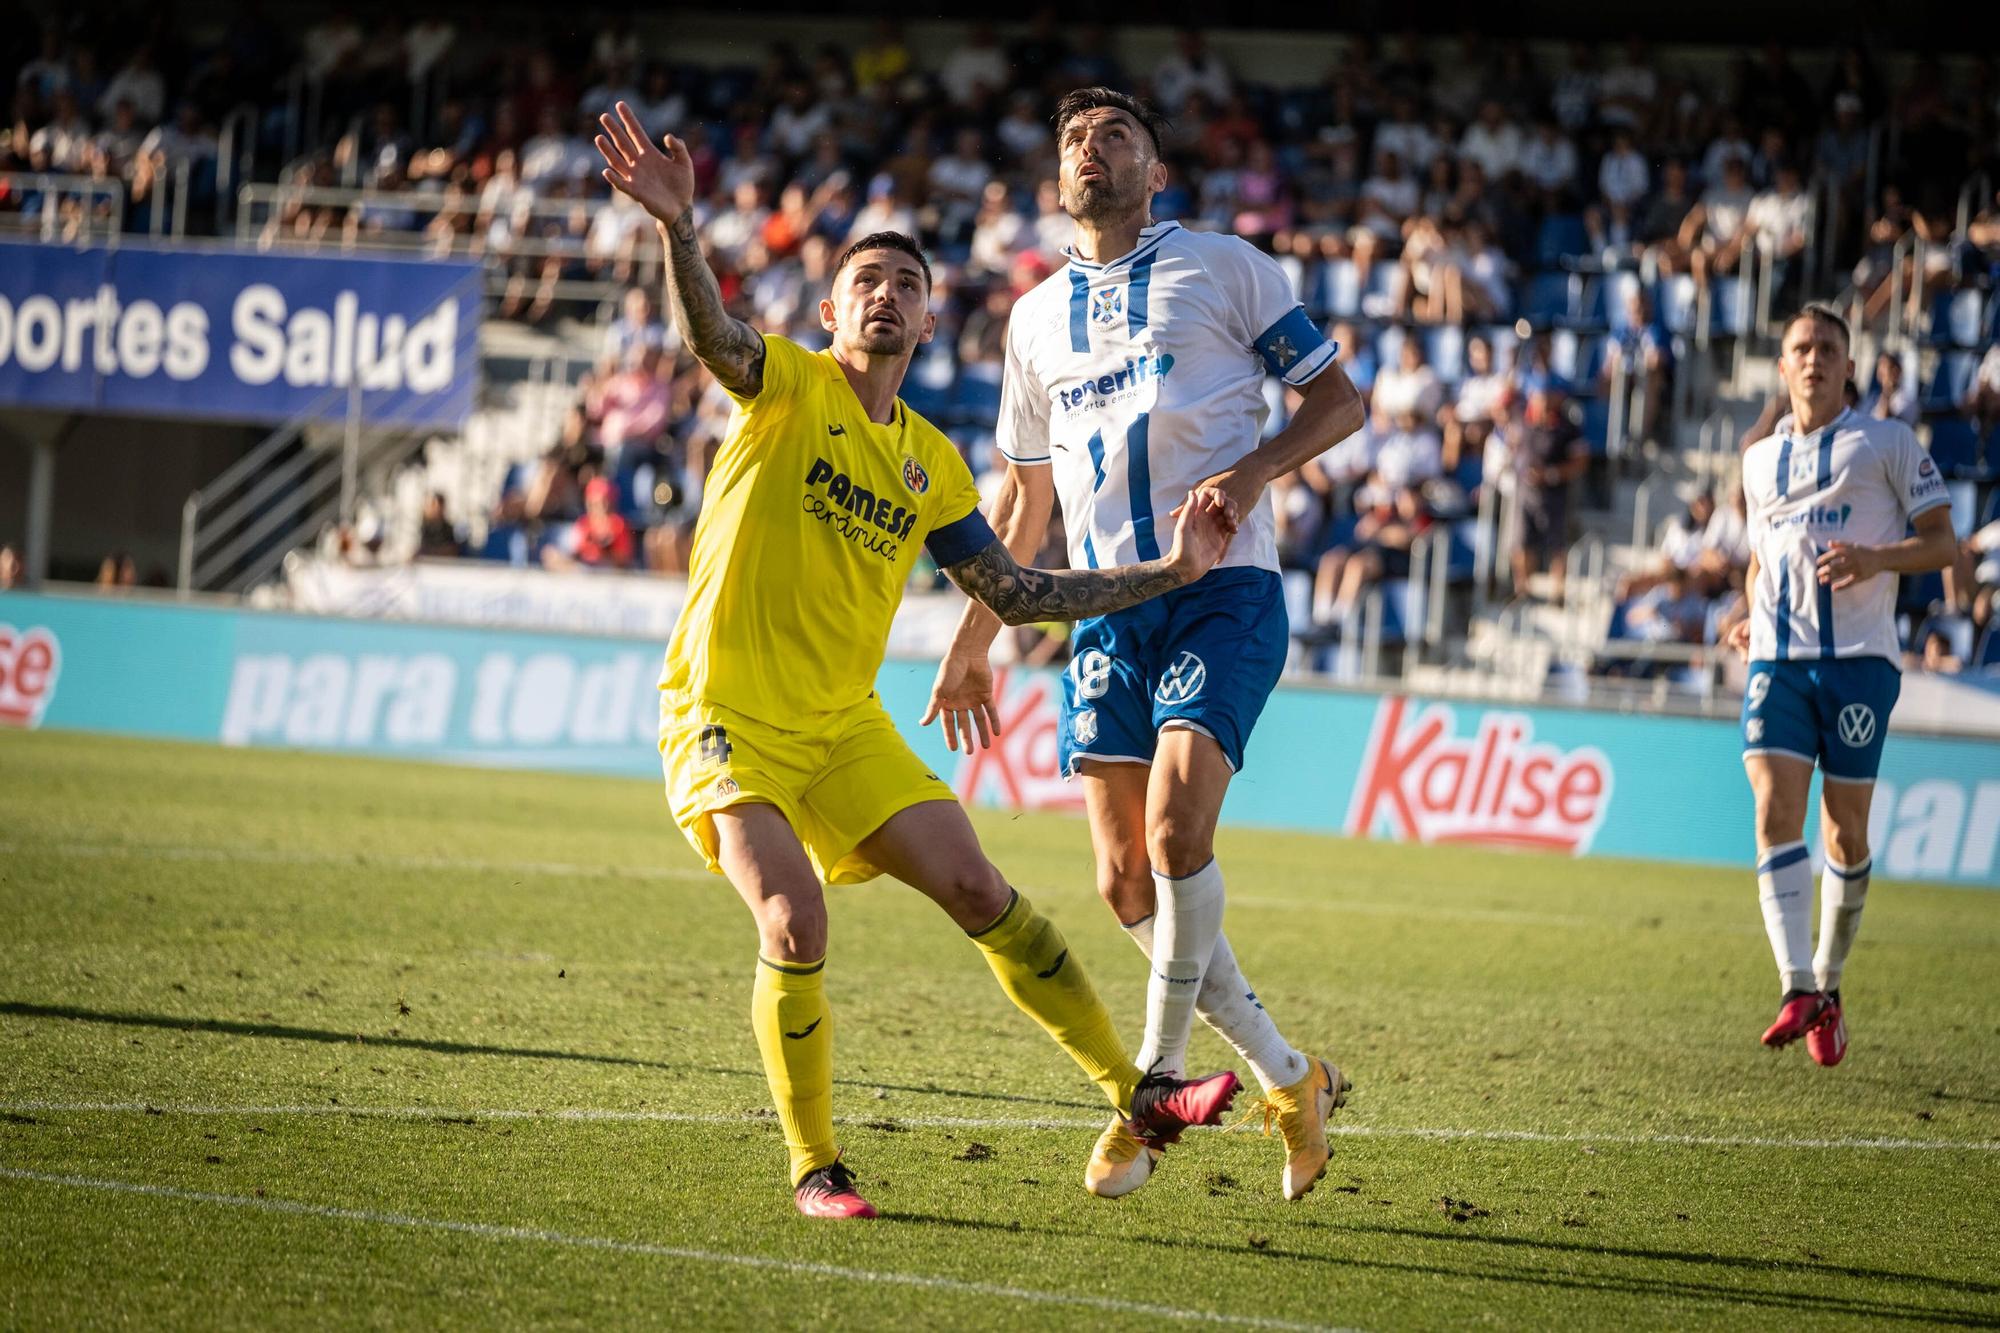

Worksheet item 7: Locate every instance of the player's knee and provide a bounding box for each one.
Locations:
[1094,856,1154,920]
[937,859,1012,931]
[1823,818,1871,869]
[756,897,827,963]
[1146,816,1214,880]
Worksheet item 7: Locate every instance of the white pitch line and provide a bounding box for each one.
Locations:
[6,1100,1996,1153]
[0,1167,1345,1333]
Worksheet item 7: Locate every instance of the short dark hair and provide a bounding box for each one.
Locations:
[1052,87,1169,158]
[833,231,932,290]
[1784,301,1851,352]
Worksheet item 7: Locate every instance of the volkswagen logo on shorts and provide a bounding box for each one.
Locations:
[1837,703,1876,747]
[1072,707,1099,745]
[1155,651,1207,705]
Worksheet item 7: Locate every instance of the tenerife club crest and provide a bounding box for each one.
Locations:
[1090,286,1124,328]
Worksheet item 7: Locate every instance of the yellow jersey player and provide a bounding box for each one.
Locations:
[594,102,1243,1219]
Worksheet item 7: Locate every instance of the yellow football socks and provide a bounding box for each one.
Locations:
[968,890,1142,1116]
[751,955,838,1185]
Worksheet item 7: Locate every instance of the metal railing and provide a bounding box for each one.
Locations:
[236,180,648,306]
[0,171,127,244]
[213,103,261,233]
[178,274,483,595]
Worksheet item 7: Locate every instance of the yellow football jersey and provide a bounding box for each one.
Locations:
[660,334,986,729]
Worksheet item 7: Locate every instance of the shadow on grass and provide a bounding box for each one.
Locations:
[868,1209,1999,1327]
[0,1001,1100,1111]
[1332,1222,2000,1299]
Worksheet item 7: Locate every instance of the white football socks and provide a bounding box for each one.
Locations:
[1132,859,1226,1081]
[1814,856,1871,993]
[1122,870,1308,1092]
[1756,840,1817,996]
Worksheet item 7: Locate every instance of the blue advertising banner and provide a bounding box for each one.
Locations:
[0,240,481,428]
[5,592,1998,886]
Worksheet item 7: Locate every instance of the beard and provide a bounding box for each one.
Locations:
[1062,170,1145,224]
[851,320,917,358]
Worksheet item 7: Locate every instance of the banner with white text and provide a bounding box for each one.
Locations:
[0,240,480,427]
[4,592,1997,886]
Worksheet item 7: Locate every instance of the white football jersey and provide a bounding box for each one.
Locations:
[997,221,1336,573]
[1741,407,1950,663]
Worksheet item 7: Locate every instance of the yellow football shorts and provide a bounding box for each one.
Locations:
[660,691,957,886]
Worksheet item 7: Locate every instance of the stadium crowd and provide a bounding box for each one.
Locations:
[9,12,2000,674]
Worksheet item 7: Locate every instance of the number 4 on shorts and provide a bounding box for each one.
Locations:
[698,725,733,765]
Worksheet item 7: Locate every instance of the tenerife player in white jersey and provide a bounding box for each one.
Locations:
[924,88,1367,1200]
[1729,304,1955,1067]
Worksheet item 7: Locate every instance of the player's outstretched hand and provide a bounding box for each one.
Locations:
[595,101,695,226]
[1816,540,1879,591]
[1167,488,1234,583]
[1724,617,1751,659]
[921,651,1001,753]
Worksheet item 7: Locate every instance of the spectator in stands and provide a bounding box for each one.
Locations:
[852,20,910,93]
[1458,100,1522,182]
[1519,116,1578,207]
[601,286,670,370]
[1745,160,1810,302]
[1602,287,1673,447]
[95,551,138,592]
[1620,566,1709,645]
[1597,126,1648,211]
[415,493,464,559]
[1919,624,1965,672]
[542,476,634,572]
[1638,159,1697,274]
[0,544,19,590]
[936,22,1008,108]
[1154,29,1232,114]
[1328,320,1378,398]
[593,345,673,476]
[97,45,165,124]
[1683,155,1754,296]
[1444,332,1507,471]
[1312,483,1434,629]
[1357,150,1419,244]
[1866,349,1919,426]
[1506,387,1587,599]
[1964,343,2000,444]
[1371,336,1443,429]
[928,127,992,246]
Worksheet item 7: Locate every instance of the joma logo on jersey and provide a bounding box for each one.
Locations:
[1056,353,1175,411]
[1090,286,1124,327]
[804,457,920,540]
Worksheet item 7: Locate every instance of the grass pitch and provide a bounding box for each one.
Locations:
[2,729,1998,1330]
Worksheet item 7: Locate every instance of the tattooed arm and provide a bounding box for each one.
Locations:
[941,493,1236,627]
[594,101,764,397]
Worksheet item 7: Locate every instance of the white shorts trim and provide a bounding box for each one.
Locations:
[1065,753,1152,780]
[1820,772,1878,787]
[1158,718,1240,773]
[1743,747,1816,766]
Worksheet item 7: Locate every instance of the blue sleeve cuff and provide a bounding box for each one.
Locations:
[925,508,998,568]
[1255,306,1335,384]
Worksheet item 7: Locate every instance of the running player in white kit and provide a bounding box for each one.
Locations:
[924,88,1368,1199]
[1729,304,1956,1066]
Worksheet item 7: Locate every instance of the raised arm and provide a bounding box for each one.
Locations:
[594,101,764,397]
